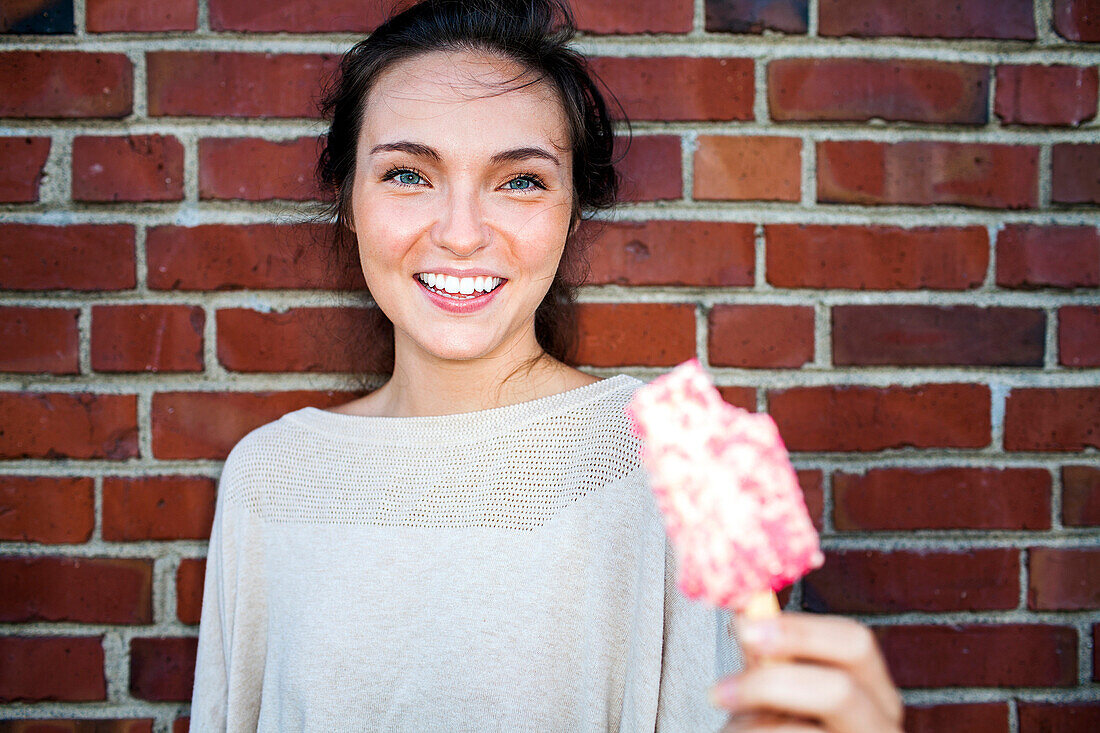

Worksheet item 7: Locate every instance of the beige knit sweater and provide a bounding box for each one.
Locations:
[189,375,740,732]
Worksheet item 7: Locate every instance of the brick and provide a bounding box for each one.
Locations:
[1029,547,1100,610]
[199,137,321,201]
[1061,306,1100,367]
[0,393,138,460]
[1052,143,1100,205]
[590,57,753,121]
[0,224,135,291]
[129,637,197,702]
[616,136,682,202]
[768,384,991,452]
[834,467,1051,531]
[102,476,216,541]
[1019,702,1100,732]
[705,0,809,34]
[0,307,79,374]
[766,225,988,290]
[802,549,1019,613]
[832,305,1045,366]
[584,221,754,287]
[819,0,1036,40]
[996,224,1100,289]
[1005,388,1100,451]
[694,136,801,201]
[177,559,205,625]
[574,303,695,367]
[208,0,384,32]
[147,52,335,118]
[1063,465,1100,527]
[796,470,823,532]
[147,224,362,291]
[0,52,132,118]
[708,305,814,368]
[875,624,1076,688]
[217,307,391,373]
[173,720,189,733]
[769,59,989,124]
[0,137,50,202]
[817,141,1038,209]
[0,637,105,702]
[717,387,756,412]
[91,305,204,373]
[0,477,94,544]
[996,65,1098,126]
[0,722,153,733]
[152,391,353,459]
[1054,0,1100,42]
[573,0,693,34]
[0,557,152,624]
[87,0,197,32]
[904,703,1009,733]
[1016,704,1100,730]
[72,135,183,203]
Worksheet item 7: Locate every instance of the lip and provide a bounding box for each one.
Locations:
[416,276,504,314]
[414,267,505,279]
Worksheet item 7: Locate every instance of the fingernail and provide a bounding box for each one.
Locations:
[738,619,779,652]
[708,680,737,708]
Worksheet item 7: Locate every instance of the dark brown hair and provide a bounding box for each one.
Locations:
[316,0,621,369]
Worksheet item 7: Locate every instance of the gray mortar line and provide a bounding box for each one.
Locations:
[182,131,200,203]
[807,0,819,37]
[137,390,153,461]
[8,35,1100,64]
[984,223,1000,290]
[692,0,705,35]
[820,469,834,534]
[1052,466,1065,531]
[800,132,815,206]
[1046,304,1061,370]
[1018,547,1030,610]
[131,49,147,120]
[752,223,767,289]
[5,201,1100,228]
[814,301,830,368]
[681,131,696,202]
[694,302,707,365]
[73,0,85,37]
[1035,0,1058,47]
[78,303,92,374]
[134,224,148,291]
[1039,143,1054,209]
[198,0,211,33]
[92,475,103,542]
[753,52,769,124]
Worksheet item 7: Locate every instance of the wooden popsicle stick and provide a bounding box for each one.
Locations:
[741,590,781,621]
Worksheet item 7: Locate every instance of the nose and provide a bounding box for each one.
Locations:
[431,184,490,257]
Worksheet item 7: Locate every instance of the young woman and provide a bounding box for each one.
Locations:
[189,1,902,730]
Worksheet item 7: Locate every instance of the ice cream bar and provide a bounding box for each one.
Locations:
[626,359,823,614]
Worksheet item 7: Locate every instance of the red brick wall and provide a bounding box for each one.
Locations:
[2,0,1099,730]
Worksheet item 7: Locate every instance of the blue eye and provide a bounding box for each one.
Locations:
[396,171,424,186]
[504,175,542,191]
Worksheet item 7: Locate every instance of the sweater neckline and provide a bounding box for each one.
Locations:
[286,374,639,446]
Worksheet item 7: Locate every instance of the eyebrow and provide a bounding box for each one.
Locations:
[369,141,561,167]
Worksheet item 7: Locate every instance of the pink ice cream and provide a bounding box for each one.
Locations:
[626,359,823,610]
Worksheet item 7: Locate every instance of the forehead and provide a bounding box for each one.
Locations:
[360,50,571,155]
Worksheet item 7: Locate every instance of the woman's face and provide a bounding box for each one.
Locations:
[349,50,574,369]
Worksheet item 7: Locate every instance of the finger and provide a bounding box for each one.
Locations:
[735,613,902,724]
[720,711,821,733]
[714,662,902,733]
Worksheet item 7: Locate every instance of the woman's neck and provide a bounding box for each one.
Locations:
[333,339,599,418]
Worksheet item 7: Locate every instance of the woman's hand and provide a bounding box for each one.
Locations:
[710,613,904,732]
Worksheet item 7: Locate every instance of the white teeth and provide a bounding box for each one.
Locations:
[417,273,503,297]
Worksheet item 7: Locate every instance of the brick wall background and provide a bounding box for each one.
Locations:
[1,0,1099,731]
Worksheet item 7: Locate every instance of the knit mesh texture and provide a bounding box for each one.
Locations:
[222,375,643,531]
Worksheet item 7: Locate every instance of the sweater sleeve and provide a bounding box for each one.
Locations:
[654,530,742,733]
[189,443,267,733]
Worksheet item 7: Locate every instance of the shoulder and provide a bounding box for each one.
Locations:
[216,408,320,509]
